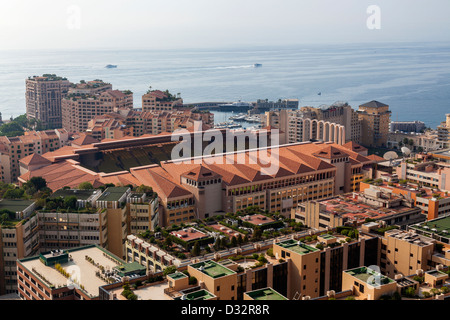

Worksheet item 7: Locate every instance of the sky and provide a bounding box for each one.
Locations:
[0,0,449,50]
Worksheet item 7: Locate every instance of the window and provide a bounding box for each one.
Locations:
[217,286,220,292]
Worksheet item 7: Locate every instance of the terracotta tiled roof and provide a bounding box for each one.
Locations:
[366,154,385,162]
[342,141,368,153]
[19,153,52,166]
[313,145,350,159]
[18,161,100,191]
[181,165,221,182]
[72,134,99,146]
[131,165,192,199]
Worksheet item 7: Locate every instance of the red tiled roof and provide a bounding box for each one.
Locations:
[19,153,52,166]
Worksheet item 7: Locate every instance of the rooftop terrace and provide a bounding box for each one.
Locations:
[19,245,125,298]
[190,260,236,279]
[0,199,34,213]
[409,216,450,241]
[97,187,129,202]
[276,239,319,255]
[178,289,216,301]
[245,287,288,301]
[50,189,100,201]
[345,266,394,287]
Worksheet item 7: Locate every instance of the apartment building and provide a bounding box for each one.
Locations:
[390,121,426,133]
[61,80,133,133]
[125,109,213,137]
[16,244,128,300]
[0,129,69,183]
[264,104,357,146]
[357,100,391,148]
[86,114,133,141]
[437,114,450,149]
[342,266,397,300]
[395,158,450,192]
[379,229,435,278]
[188,260,238,300]
[359,181,450,221]
[387,131,445,152]
[293,188,425,230]
[0,200,38,295]
[142,90,183,112]
[25,74,72,129]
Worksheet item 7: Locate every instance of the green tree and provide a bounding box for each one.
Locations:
[0,212,10,224]
[191,241,201,256]
[237,234,243,245]
[163,265,177,277]
[252,227,262,241]
[28,177,47,191]
[231,236,238,247]
[404,287,416,298]
[3,188,24,199]
[63,196,78,210]
[78,182,93,190]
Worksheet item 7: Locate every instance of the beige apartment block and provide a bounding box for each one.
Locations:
[357,100,391,148]
[0,129,68,183]
[342,266,397,300]
[188,260,238,300]
[62,80,132,133]
[0,200,38,295]
[142,90,183,112]
[26,74,72,129]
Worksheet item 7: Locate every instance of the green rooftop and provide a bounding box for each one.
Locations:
[177,289,216,301]
[319,234,335,240]
[97,187,129,202]
[245,288,288,301]
[345,267,394,286]
[168,272,187,281]
[191,260,235,279]
[276,239,319,255]
[114,261,147,277]
[410,216,450,239]
[50,189,99,201]
[0,199,35,213]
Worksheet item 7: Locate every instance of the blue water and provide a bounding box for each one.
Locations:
[0,42,449,128]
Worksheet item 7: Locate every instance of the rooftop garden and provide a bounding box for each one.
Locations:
[146,86,181,102]
[138,206,308,259]
[29,74,68,81]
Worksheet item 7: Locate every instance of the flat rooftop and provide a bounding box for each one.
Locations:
[426,269,448,278]
[168,272,188,281]
[241,214,275,226]
[245,288,288,301]
[209,224,244,239]
[276,239,319,255]
[409,216,450,240]
[109,281,170,300]
[50,188,100,201]
[19,245,125,298]
[345,266,394,287]
[97,187,129,202]
[179,289,216,301]
[0,199,34,212]
[170,227,209,242]
[190,260,236,279]
[314,193,417,223]
[114,261,147,277]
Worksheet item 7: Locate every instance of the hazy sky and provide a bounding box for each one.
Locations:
[0,0,449,50]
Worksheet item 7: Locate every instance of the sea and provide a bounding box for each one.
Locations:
[0,42,449,129]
